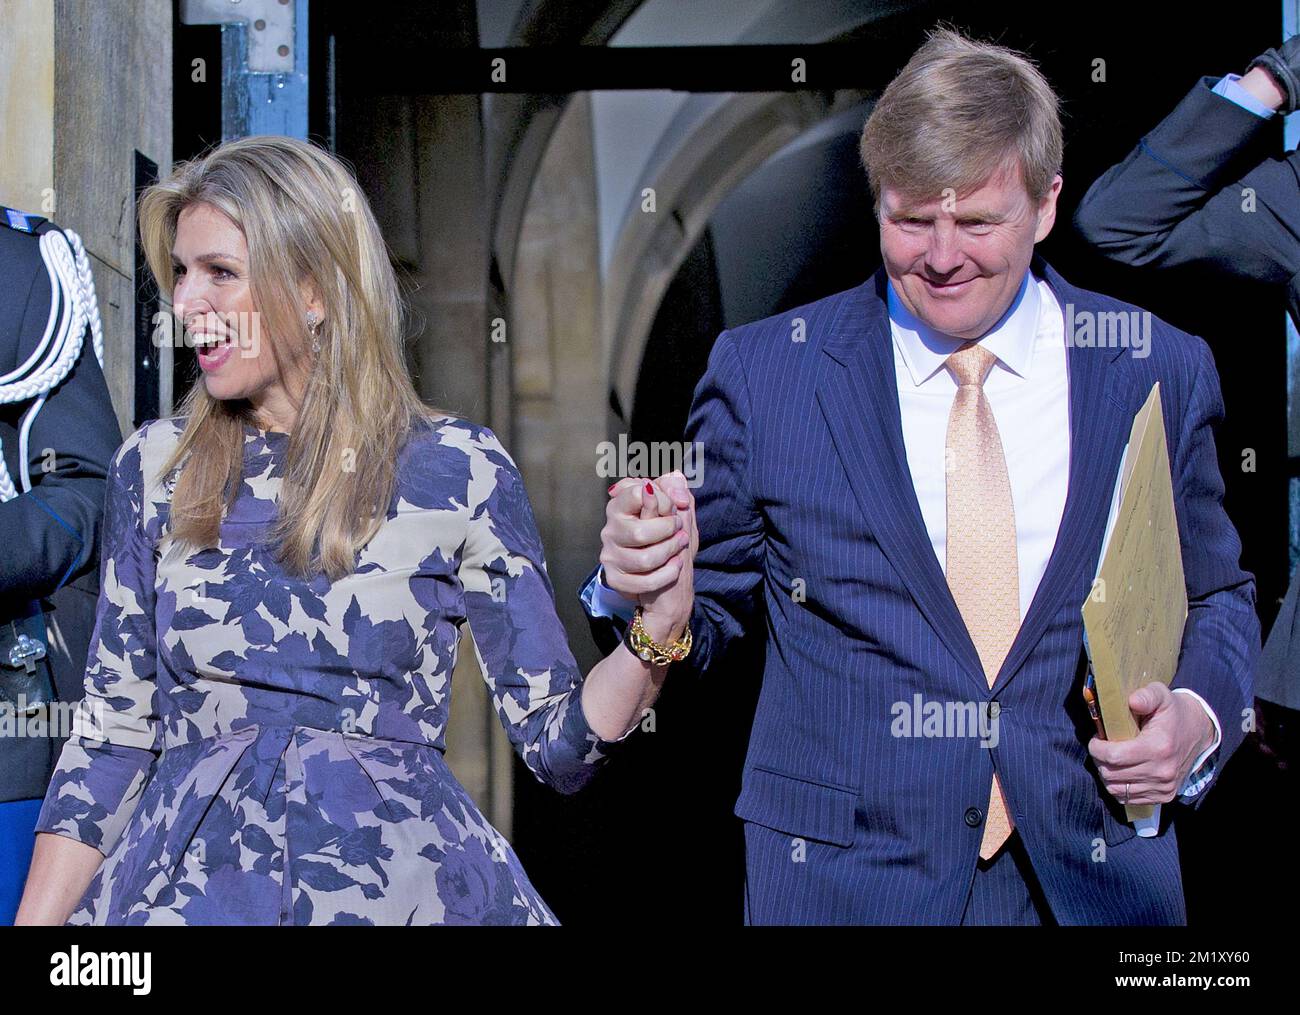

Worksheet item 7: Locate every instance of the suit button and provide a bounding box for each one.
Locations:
[964,807,983,828]
[988,700,1001,719]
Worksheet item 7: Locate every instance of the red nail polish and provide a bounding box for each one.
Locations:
[607,482,619,494]
[644,481,655,495]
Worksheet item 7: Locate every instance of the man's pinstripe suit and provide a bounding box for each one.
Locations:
[581,253,1257,925]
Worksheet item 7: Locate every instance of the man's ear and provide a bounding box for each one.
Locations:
[1033,174,1064,243]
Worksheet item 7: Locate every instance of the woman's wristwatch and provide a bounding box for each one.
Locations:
[625,607,692,665]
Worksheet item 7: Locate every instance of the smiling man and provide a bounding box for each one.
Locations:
[581,27,1258,925]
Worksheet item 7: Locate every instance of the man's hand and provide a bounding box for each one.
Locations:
[601,473,697,645]
[1088,682,1216,806]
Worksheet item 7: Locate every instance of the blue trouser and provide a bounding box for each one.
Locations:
[0,798,42,924]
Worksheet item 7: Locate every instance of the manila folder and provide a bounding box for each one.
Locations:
[1081,382,1188,827]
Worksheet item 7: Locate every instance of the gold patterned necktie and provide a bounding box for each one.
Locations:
[944,341,1017,861]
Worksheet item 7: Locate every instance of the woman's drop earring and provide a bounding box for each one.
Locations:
[307,311,322,354]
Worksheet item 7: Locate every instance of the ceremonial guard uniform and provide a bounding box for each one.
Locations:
[0,205,121,921]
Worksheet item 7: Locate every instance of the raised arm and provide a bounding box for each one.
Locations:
[584,328,766,679]
[1073,68,1300,287]
[455,424,689,795]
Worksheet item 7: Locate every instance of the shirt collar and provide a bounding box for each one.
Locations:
[887,268,1041,387]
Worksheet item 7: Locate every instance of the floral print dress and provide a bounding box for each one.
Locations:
[33,415,630,925]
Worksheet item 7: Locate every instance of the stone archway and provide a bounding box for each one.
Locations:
[602,89,867,417]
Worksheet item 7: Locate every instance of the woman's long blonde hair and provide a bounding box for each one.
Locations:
[138,135,451,580]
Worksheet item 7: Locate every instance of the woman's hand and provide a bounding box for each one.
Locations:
[601,472,697,645]
[581,474,696,740]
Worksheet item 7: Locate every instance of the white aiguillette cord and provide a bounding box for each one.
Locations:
[0,225,106,502]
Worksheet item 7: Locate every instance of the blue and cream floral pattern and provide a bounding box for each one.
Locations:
[33,415,631,924]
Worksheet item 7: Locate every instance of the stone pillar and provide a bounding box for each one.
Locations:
[0,0,55,215]
[409,91,515,835]
[48,0,173,432]
[510,93,606,677]
[339,76,511,832]
[2,0,172,433]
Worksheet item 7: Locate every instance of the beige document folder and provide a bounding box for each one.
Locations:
[1081,382,1188,832]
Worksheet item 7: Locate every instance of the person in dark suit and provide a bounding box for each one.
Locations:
[1072,39,1300,738]
[580,28,1258,924]
[0,204,121,923]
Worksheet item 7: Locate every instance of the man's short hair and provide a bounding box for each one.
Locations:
[859,26,1063,211]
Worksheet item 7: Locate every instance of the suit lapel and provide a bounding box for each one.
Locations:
[991,255,1134,692]
[817,257,1139,695]
[816,268,987,691]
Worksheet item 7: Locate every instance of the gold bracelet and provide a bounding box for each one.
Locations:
[626,607,692,665]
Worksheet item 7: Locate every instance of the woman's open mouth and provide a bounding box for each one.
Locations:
[193,331,236,371]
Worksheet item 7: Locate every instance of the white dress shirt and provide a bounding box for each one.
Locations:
[889,268,1068,620]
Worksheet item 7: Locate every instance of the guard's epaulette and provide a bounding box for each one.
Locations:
[0,205,50,234]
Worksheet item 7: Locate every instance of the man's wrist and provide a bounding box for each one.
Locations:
[587,565,639,623]
[1194,700,1217,755]
[1238,66,1287,112]
[1182,691,1218,755]
[1246,46,1299,113]
[1171,687,1222,794]
[597,564,616,591]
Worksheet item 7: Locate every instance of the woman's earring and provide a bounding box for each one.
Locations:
[306,311,322,354]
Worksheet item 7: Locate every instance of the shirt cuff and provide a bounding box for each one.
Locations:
[583,565,638,622]
[1172,687,1222,798]
[1212,72,1276,119]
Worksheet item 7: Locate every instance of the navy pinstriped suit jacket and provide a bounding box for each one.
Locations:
[590,252,1258,925]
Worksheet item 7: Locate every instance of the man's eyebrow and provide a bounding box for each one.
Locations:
[882,204,1008,222]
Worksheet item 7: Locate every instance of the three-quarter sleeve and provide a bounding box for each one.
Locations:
[32,425,162,857]
[456,425,635,794]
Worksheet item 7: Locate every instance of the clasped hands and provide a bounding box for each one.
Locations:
[601,472,698,654]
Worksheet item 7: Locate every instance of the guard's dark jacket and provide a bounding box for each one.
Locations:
[1074,75,1300,710]
[0,207,122,801]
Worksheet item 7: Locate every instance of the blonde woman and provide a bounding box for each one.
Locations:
[14,136,696,926]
